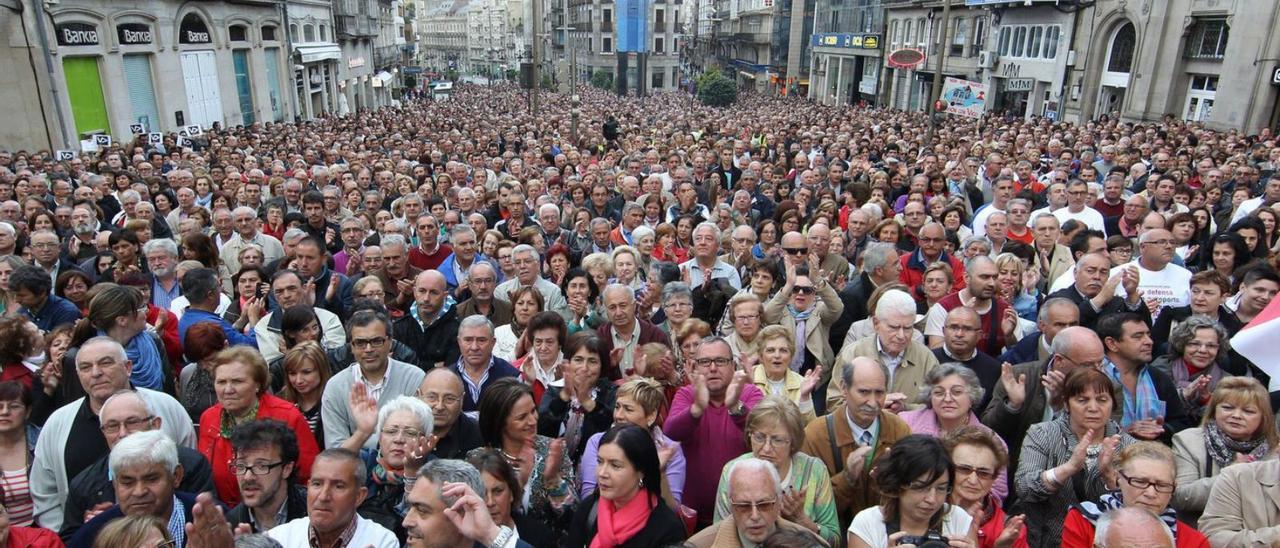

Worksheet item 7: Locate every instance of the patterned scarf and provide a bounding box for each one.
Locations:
[1074,491,1179,540]
[1204,420,1271,469]
[370,456,406,486]
[219,398,261,439]
[787,304,813,372]
[1104,359,1160,428]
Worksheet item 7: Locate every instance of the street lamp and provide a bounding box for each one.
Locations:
[570,93,581,142]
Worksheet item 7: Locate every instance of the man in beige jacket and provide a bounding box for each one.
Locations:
[828,288,938,412]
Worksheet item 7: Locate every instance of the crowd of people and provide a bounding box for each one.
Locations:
[0,81,1276,547]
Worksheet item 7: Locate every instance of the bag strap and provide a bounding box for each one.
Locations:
[826,414,843,475]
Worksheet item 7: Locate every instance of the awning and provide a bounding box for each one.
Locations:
[295,42,341,64]
[371,71,393,88]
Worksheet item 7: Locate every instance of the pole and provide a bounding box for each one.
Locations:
[924,0,952,147]
[531,0,541,115]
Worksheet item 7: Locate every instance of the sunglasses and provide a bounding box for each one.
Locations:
[794,286,816,295]
[783,247,807,255]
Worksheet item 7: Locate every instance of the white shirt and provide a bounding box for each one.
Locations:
[970,204,1004,237]
[1111,259,1192,319]
[848,506,974,548]
[1232,196,1266,225]
[1053,206,1106,233]
[267,516,398,548]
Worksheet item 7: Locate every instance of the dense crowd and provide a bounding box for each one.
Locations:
[0,81,1277,548]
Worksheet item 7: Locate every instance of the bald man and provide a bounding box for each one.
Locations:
[420,369,482,460]
[393,270,461,369]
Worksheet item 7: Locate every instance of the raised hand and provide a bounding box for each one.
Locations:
[724,369,749,410]
[543,437,566,485]
[1000,362,1027,410]
[441,482,502,545]
[884,392,908,414]
[993,515,1026,548]
[349,382,378,437]
[515,438,536,487]
[1001,307,1018,339]
[1098,434,1121,485]
[657,440,678,471]
[846,444,875,474]
[1122,265,1140,298]
[690,372,711,418]
[1041,369,1066,399]
[1066,428,1096,474]
[779,486,806,521]
[39,361,61,396]
[800,366,822,400]
[184,492,234,548]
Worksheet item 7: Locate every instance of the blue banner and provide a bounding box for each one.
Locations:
[616,0,649,53]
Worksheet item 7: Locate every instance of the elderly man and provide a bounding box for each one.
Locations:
[924,255,1021,356]
[143,238,182,310]
[831,242,900,355]
[680,222,742,291]
[845,208,873,266]
[293,236,355,319]
[494,244,568,318]
[806,223,849,286]
[393,270,461,369]
[455,262,512,327]
[597,284,672,379]
[253,270,345,363]
[1095,507,1175,547]
[61,391,214,539]
[665,336,762,528]
[1104,194,1149,239]
[451,315,520,417]
[420,369,482,460]
[68,431,203,547]
[376,234,423,313]
[831,289,939,412]
[1031,213,1074,293]
[28,229,81,287]
[981,326,1115,465]
[609,202,645,247]
[1048,252,1149,330]
[321,309,426,449]
[267,449,398,547]
[898,223,965,294]
[439,226,491,294]
[1112,229,1191,320]
[1000,297,1080,365]
[933,307,1001,413]
[720,224,756,276]
[224,420,308,533]
[688,458,826,547]
[802,357,910,522]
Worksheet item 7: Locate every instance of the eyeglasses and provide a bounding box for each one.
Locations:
[730,499,777,515]
[783,247,807,255]
[352,337,388,348]
[694,357,733,368]
[1117,471,1175,493]
[0,402,25,413]
[749,432,791,448]
[99,415,154,434]
[380,427,424,440]
[419,391,461,406]
[930,387,969,400]
[793,286,815,295]
[229,460,286,476]
[954,465,997,481]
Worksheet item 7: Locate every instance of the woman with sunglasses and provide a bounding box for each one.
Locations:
[762,261,842,380]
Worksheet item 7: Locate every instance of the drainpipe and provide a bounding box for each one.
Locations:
[29,0,72,148]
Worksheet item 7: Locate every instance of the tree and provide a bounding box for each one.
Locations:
[696,69,737,107]
[590,70,614,91]
[445,69,459,82]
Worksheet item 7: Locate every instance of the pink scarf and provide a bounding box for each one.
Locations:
[591,492,654,548]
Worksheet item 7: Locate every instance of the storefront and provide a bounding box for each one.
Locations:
[809,33,882,106]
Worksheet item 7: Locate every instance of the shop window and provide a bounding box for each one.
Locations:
[1186,19,1228,59]
[262,26,277,41]
[229,25,248,42]
[304,24,315,42]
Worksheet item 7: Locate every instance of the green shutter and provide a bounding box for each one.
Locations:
[62,57,111,137]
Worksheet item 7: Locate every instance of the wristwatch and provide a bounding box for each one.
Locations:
[488,525,514,548]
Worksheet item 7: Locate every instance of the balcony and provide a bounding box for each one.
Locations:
[375,45,401,67]
[336,15,378,38]
[600,20,613,32]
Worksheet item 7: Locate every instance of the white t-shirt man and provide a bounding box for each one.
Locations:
[1111,260,1192,319]
[1054,206,1107,233]
[970,204,1004,237]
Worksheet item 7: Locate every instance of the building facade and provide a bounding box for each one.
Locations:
[420,0,471,74]
[288,0,342,119]
[563,0,684,92]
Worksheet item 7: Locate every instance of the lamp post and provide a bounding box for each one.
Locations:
[571,93,581,142]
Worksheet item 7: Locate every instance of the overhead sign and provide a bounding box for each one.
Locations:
[941,77,988,118]
[117,23,153,45]
[616,0,650,53]
[179,14,212,44]
[1004,78,1034,92]
[55,150,76,162]
[55,22,100,47]
[810,33,881,50]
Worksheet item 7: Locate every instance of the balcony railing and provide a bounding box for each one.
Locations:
[336,15,378,38]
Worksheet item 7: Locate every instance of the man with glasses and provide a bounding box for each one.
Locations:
[665,336,761,528]
[1054,180,1106,232]
[31,337,195,532]
[1110,229,1190,321]
[322,309,425,450]
[934,307,1001,413]
[62,391,215,539]
[223,420,308,533]
[419,369,481,460]
[898,223,964,295]
[456,262,512,327]
[689,458,824,545]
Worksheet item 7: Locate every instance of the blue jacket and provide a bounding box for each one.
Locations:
[22,294,81,333]
[999,331,1042,365]
[179,308,257,351]
[439,253,501,293]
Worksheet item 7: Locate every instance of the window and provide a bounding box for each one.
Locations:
[950,18,966,56]
[290,23,298,39]
[303,24,315,42]
[229,25,248,42]
[603,9,612,22]
[998,26,1010,56]
[1012,27,1025,57]
[319,25,326,41]
[652,71,663,90]
[1107,22,1136,72]
[917,18,927,48]
[1029,26,1042,58]
[1184,75,1218,121]
[890,20,899,47]
[904,20,913,47]
[603,36,612,52]
[1044,25,1059,58]
[972,17,986,56]
[1187,19,1228,59]
[262,25,277,41]
[655,36,664,53]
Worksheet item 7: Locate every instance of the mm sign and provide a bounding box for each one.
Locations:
[940,77,988,118]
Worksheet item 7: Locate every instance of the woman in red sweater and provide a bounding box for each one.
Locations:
[944,426,1027,548]
[198,346,319,506]
[1060,441,1209,548]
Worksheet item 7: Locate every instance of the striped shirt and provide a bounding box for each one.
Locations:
[1,467,33,526]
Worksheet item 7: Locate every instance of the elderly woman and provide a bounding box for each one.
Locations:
[713,396,839,545]
[632,226,657,280]
[581,252,614,298]
[657,282,694,338]
[673,318,712,373]
[749,325,820,423]
[1151,271,1242,357]
[1151,315,1231,423]
[725,292,765,361]
[342,393,435,538]
[763,263,843,377]
[1061,442,1210,547]
[538,332,617,465]
[611,245,646,293]
[901,362,1009,503]
[514,311,567,405]
[1171,376,1277,526]
[719,258,783,335]
[197,346,320,506]
[580,377,686,506]
[944,427,1027,548]
[1014,366,1136,548]
[469,378,577,538]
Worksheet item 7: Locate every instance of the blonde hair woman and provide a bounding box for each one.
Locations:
[91,514,170,548]
[748,325,821,422]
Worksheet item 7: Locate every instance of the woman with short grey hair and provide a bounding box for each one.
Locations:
[899,362,1012,503]
[1152,314,1230,422]
[657,282,693,338]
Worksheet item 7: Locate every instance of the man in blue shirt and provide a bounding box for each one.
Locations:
[11,264,80,332]
[178,267,260,353]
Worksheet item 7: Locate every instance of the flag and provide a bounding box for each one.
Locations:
[1230,297,1280,391]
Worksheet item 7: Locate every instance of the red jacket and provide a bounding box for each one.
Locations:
[1061,507,1208,548]
[5,526,63,548]
[974,497,1028,548]
[146,305,183,373]
[198,394,320,506]
[898,249,966,294]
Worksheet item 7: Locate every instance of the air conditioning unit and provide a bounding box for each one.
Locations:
[978,51,997,68]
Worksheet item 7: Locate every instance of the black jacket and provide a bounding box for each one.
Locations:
[561,492,687,548]
[828,271,875,356]
[31,331,176,426]
[1150,304,1243,357]
[537,381,617,464]
[432,414,483,460]
[392,305,461,369]
[226,485,308,534]
[1047,285,1152,331]
[61,446,215,540]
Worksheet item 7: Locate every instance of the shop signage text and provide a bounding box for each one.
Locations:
[118,23,154,45]
[811,33,881,50]
[348,57,366,69]
[1004,78,1034,92]
[56,22,100,46]
[179,14,212,44]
